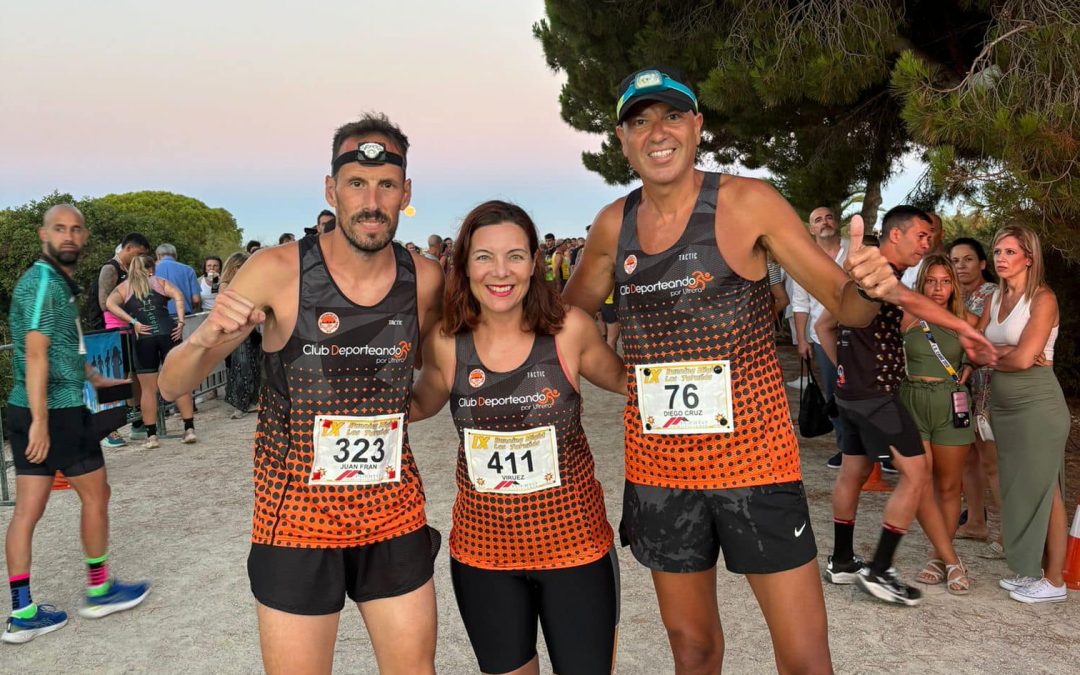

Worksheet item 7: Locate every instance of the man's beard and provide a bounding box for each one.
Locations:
[341,209,397,254]
[46,242,81,265]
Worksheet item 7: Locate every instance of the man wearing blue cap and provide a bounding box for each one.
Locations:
[565,67,996,672]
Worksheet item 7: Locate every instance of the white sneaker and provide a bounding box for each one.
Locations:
[144,435,160,450]
[786,376,809,389]
[181,429,197,444]
[999,574,1041,591]
[1009,578,1067,604]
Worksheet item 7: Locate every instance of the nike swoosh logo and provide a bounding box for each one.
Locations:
[795,523,806,537]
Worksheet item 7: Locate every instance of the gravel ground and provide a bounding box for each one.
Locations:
[2,345,1078,673]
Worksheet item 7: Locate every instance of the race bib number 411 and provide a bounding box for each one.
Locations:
[635,360,734,434]
[309,413,404,485]
[464,426,561,494]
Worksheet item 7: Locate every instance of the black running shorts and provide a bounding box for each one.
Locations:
[620,480,816,575]
[599,304,617,324]
[132,334,179,374]
[247,525,440,615]
[836,395,925,460]
[450,548,619,675]
[7,405,105,477]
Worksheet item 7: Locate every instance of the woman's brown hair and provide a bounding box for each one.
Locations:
[443,200,566,336]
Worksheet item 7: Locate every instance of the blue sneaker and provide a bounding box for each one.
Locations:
[100,432,127,449]
[2,604,68,644]
[77,579,150,619]
[128,425,148,441]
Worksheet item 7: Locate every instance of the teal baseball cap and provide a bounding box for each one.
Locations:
[616,67,699,124]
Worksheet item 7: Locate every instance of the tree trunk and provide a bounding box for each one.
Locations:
[860,121,897,230]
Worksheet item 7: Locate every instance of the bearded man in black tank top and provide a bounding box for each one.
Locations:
[160,113,445,675]
[564,68,997,673]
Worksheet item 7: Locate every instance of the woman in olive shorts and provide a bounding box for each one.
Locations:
[899,253,976,594]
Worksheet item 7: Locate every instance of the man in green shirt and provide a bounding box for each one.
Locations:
[3,204,150,645]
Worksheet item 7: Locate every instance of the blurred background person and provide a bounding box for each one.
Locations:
[105,255,196,448]
[278,233,295,245]
[154,243,201,319]
[198,256,222,312]
[948,237,1002,551]
[219,252,260,418]
[981,226,1068,604]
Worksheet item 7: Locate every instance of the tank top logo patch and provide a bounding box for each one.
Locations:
[318,311,340,334]
[620,270,714,298]
[468,368,486,388]
[623,254,638,274]
[457,387,560,411]
[302,339,412,363]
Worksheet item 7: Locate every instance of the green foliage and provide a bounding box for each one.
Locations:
[535,0,991,225]
[0,191,242,332]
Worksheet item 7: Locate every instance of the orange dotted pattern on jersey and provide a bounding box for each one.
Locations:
[621,280,801,489]
[252,366,425,548]
[250,240,425,548]
[450,334,613,570]
[616,173,801,490]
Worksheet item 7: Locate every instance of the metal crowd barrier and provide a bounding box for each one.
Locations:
[1,312,227,507]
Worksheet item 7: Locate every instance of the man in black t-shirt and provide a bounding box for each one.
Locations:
[816,206,995,607]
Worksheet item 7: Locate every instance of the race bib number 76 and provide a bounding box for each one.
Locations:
[635,360,734,434]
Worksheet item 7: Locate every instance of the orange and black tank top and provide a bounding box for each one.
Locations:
[615,171,801,490]
[252,238,425,548]
[449,331,612,570]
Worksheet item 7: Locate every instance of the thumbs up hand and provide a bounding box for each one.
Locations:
[842,215,900,303]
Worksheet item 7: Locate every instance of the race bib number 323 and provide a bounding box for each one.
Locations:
[464,426,560,494]
[635,360,734,435]
[309,413,404,485]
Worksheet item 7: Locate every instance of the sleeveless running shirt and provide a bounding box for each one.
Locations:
[253,238,425,548]
[449,332,612,569]
[615,171,801,490]
[123,279,174,336]
[836,270,905,400]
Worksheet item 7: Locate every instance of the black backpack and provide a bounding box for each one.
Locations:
[85,258,125,330]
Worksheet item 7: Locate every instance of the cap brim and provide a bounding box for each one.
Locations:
[617,91,696,123]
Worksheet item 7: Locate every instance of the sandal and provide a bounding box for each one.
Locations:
[977,541,1006,560]
[916,558,946,585]
[947,561,971,595]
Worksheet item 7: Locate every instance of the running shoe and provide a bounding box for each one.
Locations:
[144,435,160,450]
[826,452,843,469]
[181,429,197,444]
[78,579,151,619]
[1008,578,1067,604]
[999,574,1041,591]
[101,432,127,449]
[825,555,866,584]
[2,604,68,644]
[880,459,898,474]
[128,425,147,441]
[855,567,922,606]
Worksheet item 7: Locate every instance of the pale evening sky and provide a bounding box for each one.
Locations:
[1,0,921,250]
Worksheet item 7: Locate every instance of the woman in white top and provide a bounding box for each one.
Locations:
[977,226,1068,604]
[198,256,222,311]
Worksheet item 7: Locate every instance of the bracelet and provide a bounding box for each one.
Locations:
[855,285,882,304]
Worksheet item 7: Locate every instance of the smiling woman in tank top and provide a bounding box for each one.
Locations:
[411,200,626,675]
[976,225,1069,604]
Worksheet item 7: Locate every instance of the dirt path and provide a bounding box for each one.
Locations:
[2,345,1078,673]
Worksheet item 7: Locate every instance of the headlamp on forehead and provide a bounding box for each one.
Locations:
[331,141,407,175]
[616,69,699,122]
